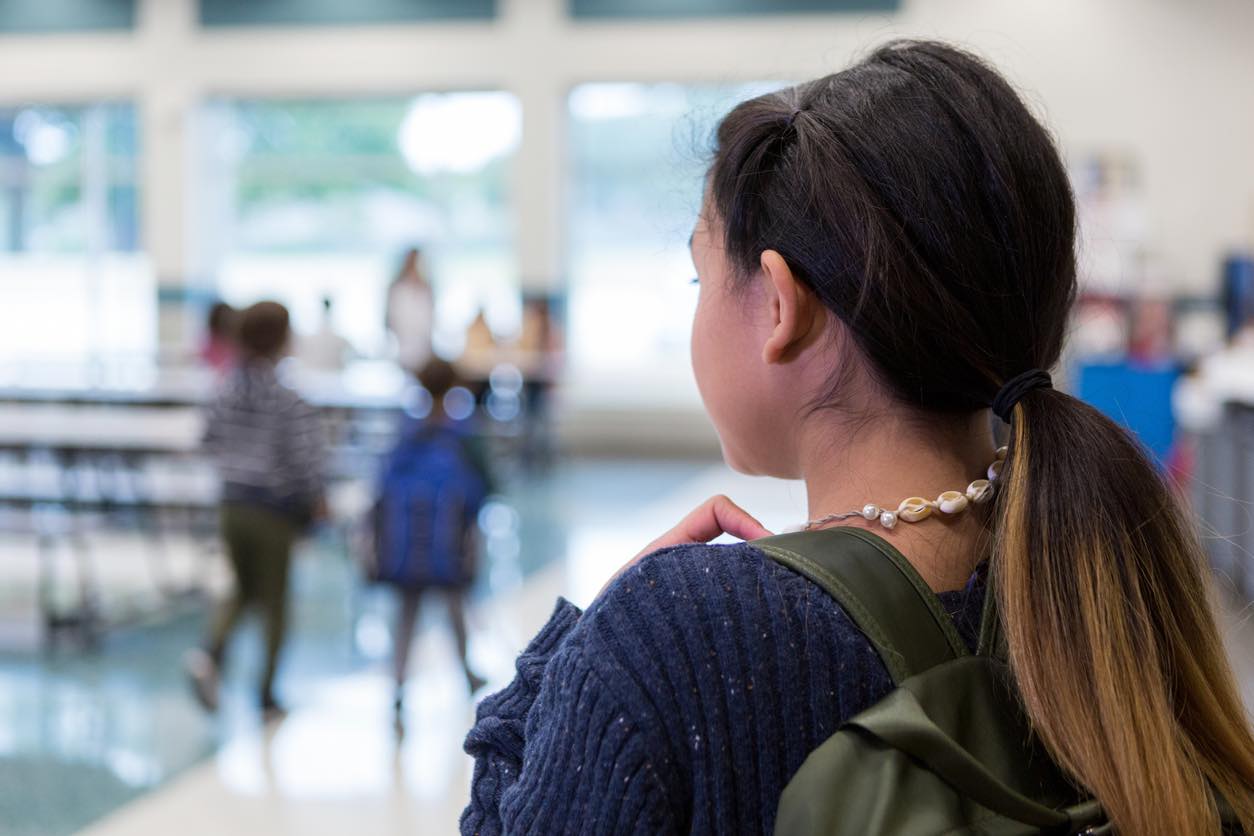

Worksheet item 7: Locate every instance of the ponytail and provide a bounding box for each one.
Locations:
[996,387,1254,834]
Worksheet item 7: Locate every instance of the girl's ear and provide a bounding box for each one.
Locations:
[760,249,822,365]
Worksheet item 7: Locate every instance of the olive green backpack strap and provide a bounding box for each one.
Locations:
[976,559,1008,662]
[751,527,969,684]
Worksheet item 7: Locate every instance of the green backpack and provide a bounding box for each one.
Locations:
[751,526,1105,836]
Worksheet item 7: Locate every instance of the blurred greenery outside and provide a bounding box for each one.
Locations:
[0,103,138,254]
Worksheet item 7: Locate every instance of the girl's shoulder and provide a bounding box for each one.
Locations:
[597,540,847,611]
[580,539,985,669]
[578,540,888,666]
[554,540,905,814]
[531,540,986,833]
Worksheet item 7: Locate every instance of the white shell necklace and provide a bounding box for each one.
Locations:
[802,446,1005,532]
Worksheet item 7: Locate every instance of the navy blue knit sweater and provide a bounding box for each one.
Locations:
[462,540,987,835]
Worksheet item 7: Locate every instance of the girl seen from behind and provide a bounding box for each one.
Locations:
[462,40,1254,834]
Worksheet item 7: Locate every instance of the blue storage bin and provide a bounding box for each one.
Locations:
[1075,361,1180,467]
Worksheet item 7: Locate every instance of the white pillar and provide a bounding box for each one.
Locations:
[502,0,566,296]
[136,0,199,353]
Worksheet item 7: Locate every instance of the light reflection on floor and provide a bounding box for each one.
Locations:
[81,564,567,836]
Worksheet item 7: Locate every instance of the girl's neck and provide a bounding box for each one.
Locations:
[797,408,997,591]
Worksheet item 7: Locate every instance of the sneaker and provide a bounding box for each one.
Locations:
[184,649,220,712]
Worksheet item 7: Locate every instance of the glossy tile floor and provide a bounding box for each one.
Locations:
[0,458,1249,835]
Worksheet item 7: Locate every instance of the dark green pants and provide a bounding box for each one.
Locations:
[207,504,295,702]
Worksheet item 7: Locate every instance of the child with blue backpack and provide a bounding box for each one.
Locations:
[369,358,490,727]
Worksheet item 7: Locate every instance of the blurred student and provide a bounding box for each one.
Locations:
[367,358,489,730]
[300,296,354,372]
[186,301,327,719]
[199,301,237,374]
[386,247,435,375]
[464,309,497,360]
[516,298,563,469]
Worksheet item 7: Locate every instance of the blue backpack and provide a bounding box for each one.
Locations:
[370,424,488,589]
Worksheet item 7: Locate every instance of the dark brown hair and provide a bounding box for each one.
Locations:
[237,301,290,360]
[416,357,460,400]
[206,301,236,339]
[709,40,1254,833]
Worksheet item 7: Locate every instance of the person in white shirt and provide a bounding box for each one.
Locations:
[386,248,435,374]
[300,297,354,372]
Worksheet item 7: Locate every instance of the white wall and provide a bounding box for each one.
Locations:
[0,0,1250,297]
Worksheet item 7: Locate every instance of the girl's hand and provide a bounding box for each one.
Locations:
[598,495,773,598]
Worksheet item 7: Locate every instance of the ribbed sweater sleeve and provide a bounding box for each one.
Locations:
[462,597,582,835]
[496,616,677,834]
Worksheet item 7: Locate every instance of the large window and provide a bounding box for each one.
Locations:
[565,82,784,403]
[198,93,521,357]
[0,103,148,376]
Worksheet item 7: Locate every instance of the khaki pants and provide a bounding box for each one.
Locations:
[207,504,295,702]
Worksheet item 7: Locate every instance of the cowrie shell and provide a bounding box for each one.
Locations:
[937,490,969,514]
[966,479,993,504]
[896,497,932,522]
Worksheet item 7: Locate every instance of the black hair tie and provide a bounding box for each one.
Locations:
[991,369,1052,423]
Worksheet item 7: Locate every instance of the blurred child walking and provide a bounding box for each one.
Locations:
[187,301,327,719]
